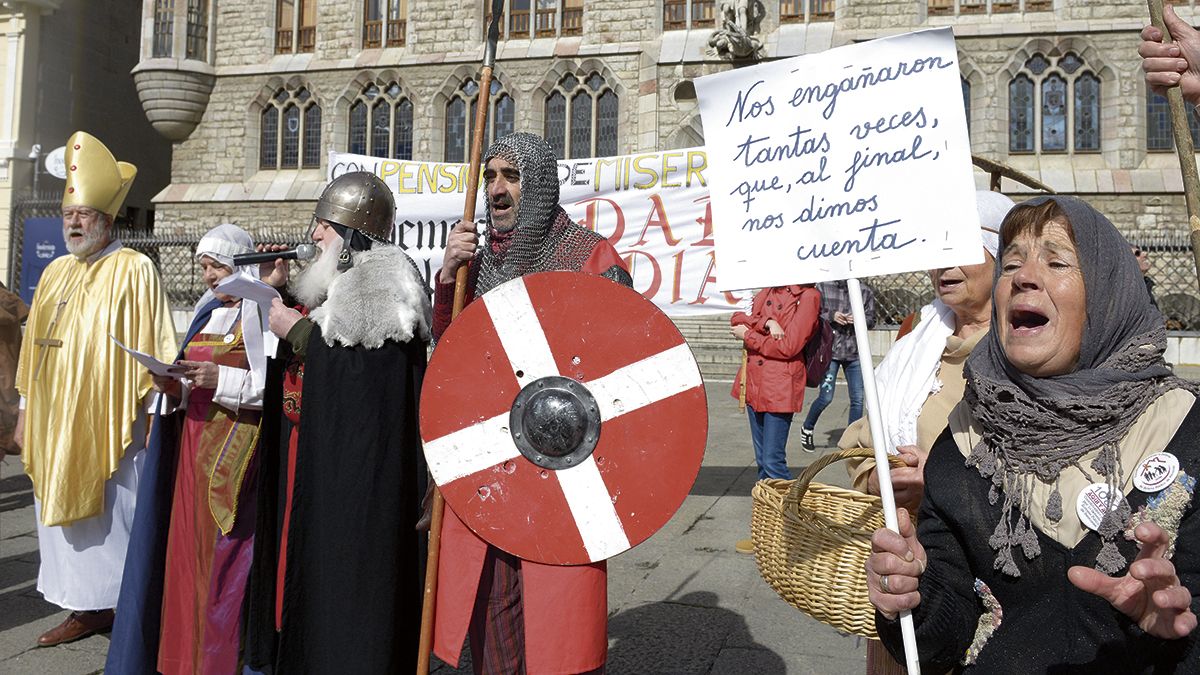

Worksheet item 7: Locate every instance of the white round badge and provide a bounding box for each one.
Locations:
[223,334,235,344]
[1076,483,1119,532]
[1133,452,1180,493]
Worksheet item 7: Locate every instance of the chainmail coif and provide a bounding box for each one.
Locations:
[475,132,631,294]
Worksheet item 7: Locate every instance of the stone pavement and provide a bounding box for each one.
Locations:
[0,379,866,674]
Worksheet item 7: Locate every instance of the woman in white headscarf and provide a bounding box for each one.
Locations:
[108,223,275,675]
[839,190,1014,674]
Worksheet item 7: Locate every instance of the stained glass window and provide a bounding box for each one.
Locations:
[545,92,567,159]
[445,98,467,163]
[1025,53,1049,76]
[303,103,322,168]
[1073,72,1100,152]
[1146,91,1200,151]
[570,91,592,159]
[371,101,390,158]
[1040,74,1067,152]
[1009,75,1034,152]
[1009,53,1100,154]
[394,99,413,160]
[597,90,618,157]
[261,106,278,169]
[444,77,513,162]
[281,104,301,167]
[348,82,412,159]
[349,101,368,155]
[1060,52,1083,75]
[545,71,618,159]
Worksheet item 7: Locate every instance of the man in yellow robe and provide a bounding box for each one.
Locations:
[12,131,177,647]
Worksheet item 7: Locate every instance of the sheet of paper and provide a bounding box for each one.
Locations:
[109,334,184,378]
[216,274,282,307]
[694,27,981,291]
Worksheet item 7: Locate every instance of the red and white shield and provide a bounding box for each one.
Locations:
[421,271,708,565]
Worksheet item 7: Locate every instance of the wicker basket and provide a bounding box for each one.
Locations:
[750,447,902,640]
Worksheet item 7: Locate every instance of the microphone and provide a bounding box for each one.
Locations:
[232,244,317,266]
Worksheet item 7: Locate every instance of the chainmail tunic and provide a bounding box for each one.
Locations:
[475,132,631,294]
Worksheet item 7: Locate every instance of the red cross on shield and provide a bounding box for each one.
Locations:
[421,271,709,565]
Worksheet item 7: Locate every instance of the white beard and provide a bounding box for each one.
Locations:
[290,243,342,308]
[64,226,108,259]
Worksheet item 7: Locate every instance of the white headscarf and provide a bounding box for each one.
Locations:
[195,224,278,391]
[872,190,1015,452]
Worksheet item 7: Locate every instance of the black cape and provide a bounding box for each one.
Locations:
[243,325,427,674]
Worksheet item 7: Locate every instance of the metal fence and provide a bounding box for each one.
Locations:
[8,199,1200,328]
[117,227,304,307]
[862,234,1200,330]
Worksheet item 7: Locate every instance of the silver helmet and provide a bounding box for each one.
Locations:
[313,171,394,242]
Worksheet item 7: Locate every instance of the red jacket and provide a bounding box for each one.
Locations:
[729,285,820,413]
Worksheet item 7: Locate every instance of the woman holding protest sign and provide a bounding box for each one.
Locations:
[837,190,1012,673]
[730,284,821,552]
[867,196,1200,672]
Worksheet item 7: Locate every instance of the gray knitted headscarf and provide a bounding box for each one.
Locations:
[963,195,1200,577]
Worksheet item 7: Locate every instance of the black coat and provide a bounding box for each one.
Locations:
[243,326,427,674]
[878,402,1200,674]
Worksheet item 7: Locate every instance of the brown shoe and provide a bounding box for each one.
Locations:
[36,609,114,647]
[735,538,755,554]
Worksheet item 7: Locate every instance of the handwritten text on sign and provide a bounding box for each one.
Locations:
[694,28,982,291]
[328,148,743,317]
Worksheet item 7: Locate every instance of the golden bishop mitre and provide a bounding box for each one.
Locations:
[61,131,137,217]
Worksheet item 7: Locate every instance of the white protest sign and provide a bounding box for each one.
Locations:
[328,149,744,316]
[694,27,981,291]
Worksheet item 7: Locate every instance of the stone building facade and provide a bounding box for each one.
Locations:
[138,0,1199,266]
[0,0,172,285]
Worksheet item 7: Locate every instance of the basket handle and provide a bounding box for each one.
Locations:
[785,447,907,507]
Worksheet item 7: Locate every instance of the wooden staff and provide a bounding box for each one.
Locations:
[1148,0,1200,289]
[416,1,505,672]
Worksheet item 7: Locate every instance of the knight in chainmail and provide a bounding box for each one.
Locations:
[430,132,629,674]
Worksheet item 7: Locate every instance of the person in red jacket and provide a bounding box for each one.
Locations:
[730,285,821,480]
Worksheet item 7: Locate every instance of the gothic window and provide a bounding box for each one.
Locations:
[663,0,714,30]
[486,0,583,39]
[1009,75,1034,152]
[780,0,835,22]
[276,0,317,54]
[364,0,407,48]
[1008,51,1100,154]
[153,0,174,58]
[186,0,208,59]
[928,0,1050,15]
[444,77,515,163]
[261,86,322,169]
[544,72,618,159]
[347,82,414,159]
[1146,91,1200,151]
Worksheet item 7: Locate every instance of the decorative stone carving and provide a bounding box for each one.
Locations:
[708,0,764,61]
[131,59,216,143]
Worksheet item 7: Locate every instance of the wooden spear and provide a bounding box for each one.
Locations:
[416,1,505,672]
[1148,0,1200,290]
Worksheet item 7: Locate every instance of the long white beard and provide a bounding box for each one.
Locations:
[290,244,342,308]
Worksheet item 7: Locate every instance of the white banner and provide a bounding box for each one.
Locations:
[694,27,982,291]
[328,148,746,316]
